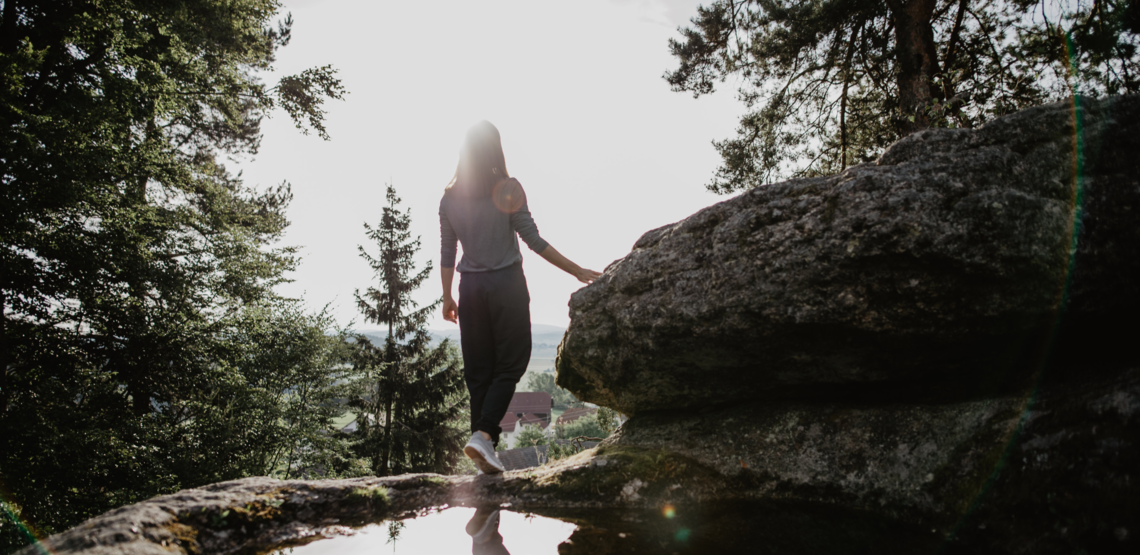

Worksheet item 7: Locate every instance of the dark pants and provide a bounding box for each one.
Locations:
[458,264,531,446]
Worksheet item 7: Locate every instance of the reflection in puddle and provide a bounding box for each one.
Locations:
[282,500,960,555]
[285,507,575,555]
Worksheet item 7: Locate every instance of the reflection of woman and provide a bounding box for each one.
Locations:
[440,121,601,474]
[466,508,509,555]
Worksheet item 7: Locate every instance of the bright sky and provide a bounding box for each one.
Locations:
[237,0,744,331]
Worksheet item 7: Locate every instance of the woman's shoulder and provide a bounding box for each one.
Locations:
[492,177,526,213]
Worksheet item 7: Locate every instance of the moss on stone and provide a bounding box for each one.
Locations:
[347,486,390,507]
[164,522,199,555]
[418,476,449,488]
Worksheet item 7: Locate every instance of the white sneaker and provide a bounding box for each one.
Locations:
[465,508,501,544]
[464,432,505,474]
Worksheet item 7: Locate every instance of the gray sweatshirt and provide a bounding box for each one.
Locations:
[439,178,549,272]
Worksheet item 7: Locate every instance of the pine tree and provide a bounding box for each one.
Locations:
[349,184,467,476]
[667,0,1140,193]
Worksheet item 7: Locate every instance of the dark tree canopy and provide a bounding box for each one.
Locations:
[0,1,347,551]
[349,184,467,477]
[667,0,1140,193]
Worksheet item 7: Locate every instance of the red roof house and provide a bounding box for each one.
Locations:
[556,406,596,425]
[506,392,552,416]
[499,412,522,433]
[518,413,550,430]
[499,392,554,444]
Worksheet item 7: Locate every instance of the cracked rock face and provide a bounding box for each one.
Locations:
[557,95,1140,415]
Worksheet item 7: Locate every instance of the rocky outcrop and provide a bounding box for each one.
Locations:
[35,364,1137,555]
[27,365,1139,555]
[557,95,1140,415]
[550,94,1140,553]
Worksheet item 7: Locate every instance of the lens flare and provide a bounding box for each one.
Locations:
[0,484,50,555]
[662,504,676,519]
[945,30,1089,545]
[492,179,525,214]
[674,527,692,542]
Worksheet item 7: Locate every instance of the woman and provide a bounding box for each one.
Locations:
[439,121,601,474]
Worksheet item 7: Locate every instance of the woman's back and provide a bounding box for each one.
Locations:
[439,178,548,273]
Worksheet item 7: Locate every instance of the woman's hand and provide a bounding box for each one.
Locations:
[539,245,603,284]
[440,267,458,323]
[442,296,458,324]
[575,268,603,284]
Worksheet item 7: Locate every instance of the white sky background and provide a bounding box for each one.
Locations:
[237,0,745,331]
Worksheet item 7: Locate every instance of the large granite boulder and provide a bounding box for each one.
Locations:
[557,95,1140,415]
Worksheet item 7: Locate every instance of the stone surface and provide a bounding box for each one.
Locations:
[15,448,731,555]
[599,367,1140,553]
[557,95,1140,415]
[28,369,1138,554]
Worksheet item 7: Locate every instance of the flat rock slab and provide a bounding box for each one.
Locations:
[17,449,730,555]
[557,95,1140,414]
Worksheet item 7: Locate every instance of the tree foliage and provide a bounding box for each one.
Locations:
[526,371,581,409]
[555,413,610,441]
[667,0,1140,193]
[513,424,549,448]
[227,306,357,481]
[0,1,347,551]
[595,406,620,436]
[347,184,468,477]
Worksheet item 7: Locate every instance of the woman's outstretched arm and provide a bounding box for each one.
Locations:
[539,245,602,284]
[441,266,458,323]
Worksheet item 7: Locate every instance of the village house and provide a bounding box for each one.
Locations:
[555,406,596,426]
[497,391,552,449]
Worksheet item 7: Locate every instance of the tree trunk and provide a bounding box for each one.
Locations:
[1,289,8,415]
[939,0,971,124]
[380,328,394,476]
[840,24,862,169]
[381,387,393,475]
[0,0,19,55]
[887,0,939,134]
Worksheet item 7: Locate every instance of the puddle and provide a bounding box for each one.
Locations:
[280,507,575,555]
[273,500,968,555]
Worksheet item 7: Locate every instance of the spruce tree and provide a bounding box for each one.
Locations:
[349,184,467,476]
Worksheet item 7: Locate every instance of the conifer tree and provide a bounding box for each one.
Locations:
[0,1,348,550]
[349,184,467,476]
[668,0,1140,193]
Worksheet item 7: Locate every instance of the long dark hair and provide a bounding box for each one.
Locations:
[446,120,509,196]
